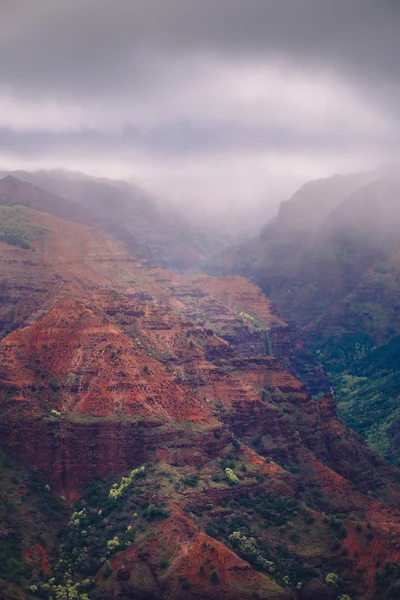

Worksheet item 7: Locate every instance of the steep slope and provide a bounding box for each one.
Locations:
[227,178,400,329]
[209,170,378,278]
[261,170,376,239]
[0,450,66,600]
[5,289,400,599]
[3,178,400,599]
[0,196,140,336]
[0,174,95,224]
[225,172,400,464]
[0,171,225,270]
[309,179,400,340]
[222,169,400,332]
[273,179,400,465]
[330,335,400,466]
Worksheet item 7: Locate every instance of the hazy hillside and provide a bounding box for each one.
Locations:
[0,169,228,271]
[224,170,400,465]
[3,175,400,599]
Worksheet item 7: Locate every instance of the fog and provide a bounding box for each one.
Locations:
[1,0,400,233]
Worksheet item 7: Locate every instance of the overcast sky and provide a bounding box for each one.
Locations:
[1,0,400,208]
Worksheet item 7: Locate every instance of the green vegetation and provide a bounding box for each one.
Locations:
[238,311,263,329]
[225,467,239,485]
[375,562,400,599]
[315,334,400,464]
[26,464,173,598]
[39,580,91,600]
[109,465,145,499]
[0,451,65,596]
[202,488,317,589]
[182,474,199,487]
[0,206,36,249]
[229,531,274,571]
[325,572,339,587]
[0,449,361,598]
[0,222,30,249]
[178,575,191,589]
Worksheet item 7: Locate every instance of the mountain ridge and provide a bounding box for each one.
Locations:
[222,169,400,470]
[2,174,400,598]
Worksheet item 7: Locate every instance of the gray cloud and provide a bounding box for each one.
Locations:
[2,120,400,158]
[1,1,399,101]
[0,0,399,210]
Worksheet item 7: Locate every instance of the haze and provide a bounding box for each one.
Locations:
[1,0,400,224]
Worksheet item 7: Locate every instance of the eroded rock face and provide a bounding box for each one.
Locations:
[2,177,400,600]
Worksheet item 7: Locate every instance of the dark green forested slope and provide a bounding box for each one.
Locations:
[315,335,400,466]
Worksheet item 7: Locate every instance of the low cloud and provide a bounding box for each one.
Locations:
[1,1,399,207]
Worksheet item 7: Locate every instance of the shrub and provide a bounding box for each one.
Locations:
[228,532,274,573]
[109,465,145,499]
[210,570,220,584]
[106,537,120,552]
[303,510,315,525]
[182,475,199,488]
[159,560,168,569]
[225,468,239,486]
[253,435,263,448]
[145,503,169,521]
[178,576,191,589]
[0,222,31,249]
[325,572,339,587]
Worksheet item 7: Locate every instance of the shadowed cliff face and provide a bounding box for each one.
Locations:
[2,176,400,599]
[221,172,400,466]
[224,177,400,334]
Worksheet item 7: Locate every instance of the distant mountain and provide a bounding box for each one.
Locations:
[0,169,226,271]
[256,178,400,331]
[222,170,400,464]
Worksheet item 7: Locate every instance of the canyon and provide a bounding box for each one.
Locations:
[1,172,400,600]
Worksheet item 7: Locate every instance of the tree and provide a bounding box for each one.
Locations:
[325,573,339,587]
